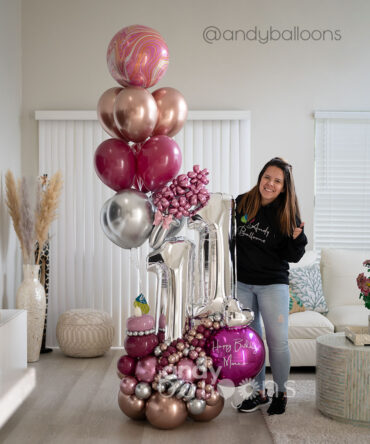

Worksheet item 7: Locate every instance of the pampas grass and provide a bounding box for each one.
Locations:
[35,171,63,264]
[5,171,25,258]
[20,177,36,264]
[5,170,63,265]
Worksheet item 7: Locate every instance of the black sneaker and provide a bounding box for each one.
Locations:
[238,390,269,413]
[267,392,287,415]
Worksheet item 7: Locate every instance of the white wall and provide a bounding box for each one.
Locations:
[0,0,22,308]
[21,0,370,248]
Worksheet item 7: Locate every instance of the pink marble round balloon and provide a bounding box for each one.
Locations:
[206,326,265,386]
[107,25,169,88]
[117,354,137,376]
[135,355,157,383]
[124,334,159,358]
[120,375,138,395]
[127,314,154,332]
[177,358,196,383]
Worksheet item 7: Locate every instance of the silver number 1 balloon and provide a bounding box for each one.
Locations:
[147,237,195,341]
[188,192,254,326]
[188,193,236,317]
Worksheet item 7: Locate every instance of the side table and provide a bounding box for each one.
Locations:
[316,332,370,426]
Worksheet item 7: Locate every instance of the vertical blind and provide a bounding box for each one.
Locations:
[314,111,370,251]
[36,110,251,347]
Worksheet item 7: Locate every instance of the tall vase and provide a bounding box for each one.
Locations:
[16,264,46,362]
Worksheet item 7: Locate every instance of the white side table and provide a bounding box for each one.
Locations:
[316,332,370,426]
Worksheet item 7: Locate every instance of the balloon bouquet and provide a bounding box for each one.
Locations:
[94,25,266,430]
[95,24,186,249]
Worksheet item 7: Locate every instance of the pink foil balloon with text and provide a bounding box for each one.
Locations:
[206,326,265,386]
[97,87,124,139]
[152,87,188,137]
[113,87,158,143]
[94,138,136,191]
[136,135,182,192]
[107,25,169,88]
[135,355,158,383]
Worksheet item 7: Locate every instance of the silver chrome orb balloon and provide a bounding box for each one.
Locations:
[101,189,154,249]
[135,382,152,400]
[187,398,206,415]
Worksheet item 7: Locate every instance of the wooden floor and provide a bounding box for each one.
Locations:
[0,349,274,444]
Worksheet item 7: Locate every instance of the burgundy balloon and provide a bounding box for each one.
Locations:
[117,355,137,376]
[124,334,159,358]
[135,355,158,383]
[94,138,136,191]
[206,326,265,386]
[120,375,138,395]
[136,135,182,192]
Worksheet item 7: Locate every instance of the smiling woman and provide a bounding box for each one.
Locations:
[235,157,307,416]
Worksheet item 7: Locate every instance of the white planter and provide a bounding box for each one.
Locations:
[16,265,46,362]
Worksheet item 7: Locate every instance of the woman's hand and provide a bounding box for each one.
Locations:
[293,222,305,239]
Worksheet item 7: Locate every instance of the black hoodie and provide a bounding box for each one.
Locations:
[235,194,307,285]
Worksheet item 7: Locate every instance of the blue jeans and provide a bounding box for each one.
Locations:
[237,281,290,393]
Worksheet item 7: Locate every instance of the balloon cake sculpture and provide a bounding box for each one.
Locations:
[94,24,265,429]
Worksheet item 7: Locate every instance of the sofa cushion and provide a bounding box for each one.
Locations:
[326,305,369,332]
[289,263,328,313]
[320,248,370,309]
[260,310,334,340]
[288,311,334,339]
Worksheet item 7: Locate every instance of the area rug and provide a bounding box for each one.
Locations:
[261,380,370,444]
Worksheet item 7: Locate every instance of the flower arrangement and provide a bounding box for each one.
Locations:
[152,165,210,229]
[356,260,370,309]
[5,171,63,265]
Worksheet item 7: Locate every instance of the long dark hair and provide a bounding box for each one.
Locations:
[237,157,301,236]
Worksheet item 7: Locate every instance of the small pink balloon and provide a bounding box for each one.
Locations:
[136,135,182,192]
[177,358,196,383]
[135,355,158,383]
[117,355,137,376]
[120,376,138,395]
[94,138,136,191]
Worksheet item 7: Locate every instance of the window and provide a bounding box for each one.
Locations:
[314,112,370,251]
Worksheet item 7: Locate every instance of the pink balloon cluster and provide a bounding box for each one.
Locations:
[152,165,210,225]
[95,25,188,195]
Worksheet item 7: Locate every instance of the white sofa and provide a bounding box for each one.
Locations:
[263,248,369,367]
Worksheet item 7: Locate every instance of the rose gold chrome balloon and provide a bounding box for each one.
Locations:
[145,392,187,429]
[188,395,224,421]
[118,391,146,420]
[206,390,220,406]
[120,376,138,395]
[114,87,158,143]
[97,87,124,139]
[152,87,188,137]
